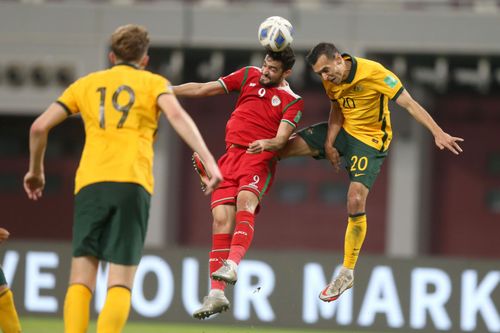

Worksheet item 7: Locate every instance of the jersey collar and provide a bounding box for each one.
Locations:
[113,62,139,69]
[342,53,357,84]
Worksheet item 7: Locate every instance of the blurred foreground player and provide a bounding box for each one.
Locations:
[0,228,22,333]
[24,24,221,333]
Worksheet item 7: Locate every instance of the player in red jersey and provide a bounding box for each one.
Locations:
[173,47,303,319]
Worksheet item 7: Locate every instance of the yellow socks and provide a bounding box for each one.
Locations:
[64,284,92,333]
[0,288,21,333]
[343,213,367,270]
[96,286,131,333]
[63,284,131,333]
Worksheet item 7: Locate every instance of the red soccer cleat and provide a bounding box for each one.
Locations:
[192,152,211,192]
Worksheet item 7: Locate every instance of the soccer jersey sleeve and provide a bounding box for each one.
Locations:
[57,80,81,115]
[281,98,304,129]
[218,67,250,93]
[371,65,404,100]
[152,75,173,99]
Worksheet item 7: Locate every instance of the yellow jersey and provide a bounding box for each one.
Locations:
[322,54,404,151]
[57,64,172,194]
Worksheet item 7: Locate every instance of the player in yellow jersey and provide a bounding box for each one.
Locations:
[23,24,222,333]
[0,228,22,333]
[279,42,464,302]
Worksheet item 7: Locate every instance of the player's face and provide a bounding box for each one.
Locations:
[312,54,345,84]
[259,55,286,87]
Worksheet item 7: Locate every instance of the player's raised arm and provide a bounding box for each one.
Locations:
[395,89,464,155]
[157,93,222,194]
[172,81,226,98]
[24,103,69,200]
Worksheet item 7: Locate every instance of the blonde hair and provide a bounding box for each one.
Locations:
[111,24,150,63]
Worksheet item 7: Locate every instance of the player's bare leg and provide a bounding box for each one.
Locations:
[278,134,320,159]
[320,182,369,302]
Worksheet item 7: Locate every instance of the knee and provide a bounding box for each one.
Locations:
[347,190,365,213]
[236,192,259,213]
[212,209,231,232]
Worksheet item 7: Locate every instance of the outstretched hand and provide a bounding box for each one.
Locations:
[247,140,267,154]
[203,164,223,195]
[24,171,45,201]
[435,132,464,155]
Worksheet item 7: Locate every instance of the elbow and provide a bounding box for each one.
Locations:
[165,108,184,124]
[276,141,287,150]
[30,119,49,138]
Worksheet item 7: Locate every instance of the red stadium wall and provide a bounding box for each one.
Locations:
[0,117,82,241]
[431,94,500,259]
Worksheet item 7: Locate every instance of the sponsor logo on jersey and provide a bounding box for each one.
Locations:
[354,173,366,177]
[353,85,363,92]
[271,95,281,106]
[384,75,398,88]
[250,83,257,87]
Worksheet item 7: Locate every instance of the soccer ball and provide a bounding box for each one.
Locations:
[258,16,294,52]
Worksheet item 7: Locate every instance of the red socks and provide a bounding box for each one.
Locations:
[209,211,255,291]
[210,233,232,290]
[228,211,255,265]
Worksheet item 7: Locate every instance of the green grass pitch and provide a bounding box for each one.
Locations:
[20,316,389,333]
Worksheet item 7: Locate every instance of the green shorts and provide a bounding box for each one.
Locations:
[297,122,387,189]
[0,267,6,286]
[74,182,151,265]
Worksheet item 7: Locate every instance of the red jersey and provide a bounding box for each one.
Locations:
[217,66,303,148]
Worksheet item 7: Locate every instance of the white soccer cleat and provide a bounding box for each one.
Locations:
[211,259,238,285]
[193,293,230,320]
[319,271,354,302]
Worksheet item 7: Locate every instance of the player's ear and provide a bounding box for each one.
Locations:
[282,68,292,79]
[140,54,150,69]
[334,52,343,65]
[108,52,116,64]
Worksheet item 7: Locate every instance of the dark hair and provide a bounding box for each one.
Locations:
[266,47,296,71]
[111,24,150,62]
[305,42,340,66]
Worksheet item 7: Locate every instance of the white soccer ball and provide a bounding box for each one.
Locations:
[258,16,294,52]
